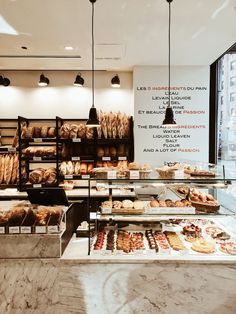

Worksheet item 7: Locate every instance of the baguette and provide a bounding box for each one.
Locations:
[0,155,4,184]
[11,154,18,184]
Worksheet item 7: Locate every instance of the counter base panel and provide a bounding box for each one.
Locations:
[0,259,236,314]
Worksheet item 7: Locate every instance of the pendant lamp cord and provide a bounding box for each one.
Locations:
[168,1,171,108]
[92,1,95,108]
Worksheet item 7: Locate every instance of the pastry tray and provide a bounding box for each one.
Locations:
[90,221,236,257]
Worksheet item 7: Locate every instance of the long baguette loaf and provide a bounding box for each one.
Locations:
[0,155,3,184]
[11,154,18,184]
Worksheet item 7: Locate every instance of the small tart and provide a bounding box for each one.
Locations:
[191,239,215,254]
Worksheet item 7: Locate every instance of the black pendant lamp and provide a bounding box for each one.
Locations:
[86,0,100,127]
[38,74,49,87]
[111,74,120,88]
[163,0,176,125]
[0,75,10,86]
[74,73,84,87]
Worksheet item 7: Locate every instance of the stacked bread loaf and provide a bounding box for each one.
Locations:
[21,124,56,139]
[22,146,56,157]
[60,123,94,139]
[60,161,94,176]
[0,153,18,185]
[29,167,57,185]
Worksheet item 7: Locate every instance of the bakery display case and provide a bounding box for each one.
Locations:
[87,164,236,259]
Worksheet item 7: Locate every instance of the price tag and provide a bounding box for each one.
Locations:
[82,174,90,179]
[35,226,46,233]
[20,226,31,234]
[101,250,112,256]
[118,156,127,161]
[146,249,157,256]
[34,138,42,143]
[64,175,73,180]
[72,138,81,143]
[107,171,117,179]
[9,226,20,234]
[33,156,42,161]
[90,212,97,220]
[72,156,80,161]
[133,250,144,256]
[102,157,111,161]
[48,225,59,233]
[129,170,139,179]
[8,147,16,152]
[0,226,5,234]
[115,250,123,256]
[92,250,102,255]
[174,170,184,179]
[101,207,112,214]
[33,184,42,188]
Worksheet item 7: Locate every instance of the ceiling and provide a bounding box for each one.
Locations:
[0,0,236,71]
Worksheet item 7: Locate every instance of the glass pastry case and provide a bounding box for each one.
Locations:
[87,162,236,259]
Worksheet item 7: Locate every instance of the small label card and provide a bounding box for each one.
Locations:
[72,156,80,161]
[102,157,111,161]
[33,156,42,161]
[129,170,140,179]
[9,226,20,234]
[33,184,42,188]
[64,175,73,180]
[90,212,97,220]
[34,138,42,143]
[72,138,81,143]
[101,207,112,214]
[8,147,16,152]
[107,171,117,180]
[20,226,31,234]
[118,156,127,161]
[115,250,123,256]
[82,174,90,179]
[146,249,157,256]
[35,226,46,233]
[0,226,5,234]
[47,225,59,233]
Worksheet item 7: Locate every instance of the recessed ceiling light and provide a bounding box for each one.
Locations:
[64,46,74,51]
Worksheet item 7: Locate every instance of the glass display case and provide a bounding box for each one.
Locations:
[87,163,236,260]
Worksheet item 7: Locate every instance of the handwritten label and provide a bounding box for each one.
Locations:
[107,171,117,179]
[90,212,97,220]
[34,138,42,143]
[33,156,42,161]
[129,170,140,179]
[33,184,42,188]
[82,174,90,179]
[118,156,127,161]
[64,175,73,180]
[9,226,20,234]
[72,156,80,161]
[102,157,111,161]
[48,225,59,233]
[115,250,123,256]
[8,147,16,152]
[0,227,5,234]
[101,207,112,214]
[72,138,81,143]
[35,226,46,233]
[20,226,31,234]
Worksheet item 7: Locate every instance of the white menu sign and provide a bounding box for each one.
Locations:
[134,66,209,165]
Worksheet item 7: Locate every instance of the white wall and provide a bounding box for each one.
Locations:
[0,71,133,119]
